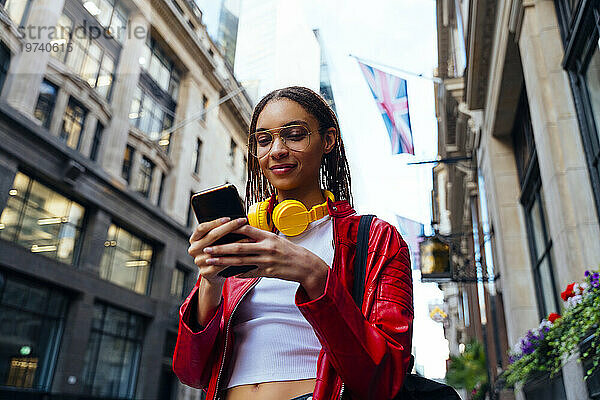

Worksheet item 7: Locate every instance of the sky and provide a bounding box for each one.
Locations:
[299,0,449,378]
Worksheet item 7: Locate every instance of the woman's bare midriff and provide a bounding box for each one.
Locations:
[224,378,316,400]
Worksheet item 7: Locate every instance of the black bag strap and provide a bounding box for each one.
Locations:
[352,214,375,307]
[350,215,461,400]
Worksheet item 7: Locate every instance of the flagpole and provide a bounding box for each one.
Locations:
[349,54,442,84]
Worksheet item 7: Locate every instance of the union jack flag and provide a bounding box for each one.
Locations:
[358,60,414,155]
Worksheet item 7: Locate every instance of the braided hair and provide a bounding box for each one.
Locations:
[245,86,353,210]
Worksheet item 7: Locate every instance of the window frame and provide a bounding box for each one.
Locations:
[99,223,154,295]
[34,79,59,129]
[60,96,88,151]
[513,88,561,318]
[0,271,69,391]
[0,42,10,94]
[82,302,144,398]
[555,1,600,392]
[169,265,189,299]
[156,172,165,207]
[89,121,104,162]
[121,145,134,183]
[201,95,208,122]
[555,0,600,223]
[192,138,202,174]
[520,157,561,317]
[136,156,154,198]
[0,171,87,266]
[50,3,122,101]
[128,83,174,151]
[187,191,195,228]
[1,0,34,27]
[229,138,236,167]
[139,36,180,101]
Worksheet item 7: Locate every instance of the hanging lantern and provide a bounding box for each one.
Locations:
[419,236,452,282]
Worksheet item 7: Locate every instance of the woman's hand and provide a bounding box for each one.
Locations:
[202,222,330,299]
[187,217,254,285]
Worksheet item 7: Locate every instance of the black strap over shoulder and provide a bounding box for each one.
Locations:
[352,214,375,305]
[349,214,461,400]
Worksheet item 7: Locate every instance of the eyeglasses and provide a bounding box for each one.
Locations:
[248,124,313,158]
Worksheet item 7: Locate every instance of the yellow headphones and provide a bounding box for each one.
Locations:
[248,190,335,236]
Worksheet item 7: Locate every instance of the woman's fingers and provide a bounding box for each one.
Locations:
[205,255,265,266]
[188,217,247,250]
[203,218,248,245]
[204,240,262,256]
[189,217,231,243]
[230,224,274,240]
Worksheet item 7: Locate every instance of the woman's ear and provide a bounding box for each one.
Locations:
[323,127,336,154]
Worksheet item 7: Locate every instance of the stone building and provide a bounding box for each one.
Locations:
[0,0,252,398]
[434,0,600,399]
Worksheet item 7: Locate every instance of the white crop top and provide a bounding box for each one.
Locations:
[225,214,334,388]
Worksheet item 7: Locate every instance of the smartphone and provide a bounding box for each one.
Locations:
[190,184,257,278]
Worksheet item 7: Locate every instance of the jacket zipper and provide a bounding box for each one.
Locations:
[214,277,262,400]
[332,215,345,400]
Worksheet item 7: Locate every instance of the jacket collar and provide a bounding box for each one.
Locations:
[326,198,356,218]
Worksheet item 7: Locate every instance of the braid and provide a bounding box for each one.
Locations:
[245,86,353,210]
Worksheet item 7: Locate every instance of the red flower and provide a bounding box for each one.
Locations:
[548,313,561,323]
[561,283,576,301]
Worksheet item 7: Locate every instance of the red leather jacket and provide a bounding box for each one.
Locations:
[173,200,414,400]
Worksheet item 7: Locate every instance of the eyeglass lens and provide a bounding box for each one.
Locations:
[249,125,310,157]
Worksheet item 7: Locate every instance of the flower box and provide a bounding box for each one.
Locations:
[522,370,567,400]
[505,270,600,392]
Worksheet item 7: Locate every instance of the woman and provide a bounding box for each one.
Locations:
[174,86,413,400]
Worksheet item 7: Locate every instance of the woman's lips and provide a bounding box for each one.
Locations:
[270,164,297,175]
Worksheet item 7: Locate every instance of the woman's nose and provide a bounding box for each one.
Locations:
[270,135,288,157]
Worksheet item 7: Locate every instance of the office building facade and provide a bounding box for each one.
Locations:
[434,0,600,399]
[0,0,252,398]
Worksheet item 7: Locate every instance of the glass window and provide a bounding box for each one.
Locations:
[2,0,31,26]
[128,85,174,151]
[526,188,560,315]
[156,173,165,207]
[50,13,73,63]
[170,266,188,298]
[140,37,180,98]
[243,155,247,180]
[187,191,195,227]
[34,80,58,129]
[90,122,103,162]
[108,4,127,44]
[201,95,208,121]
[51,13,116,99]
[136,156,154,198]
[191,138,202,174]
[60,97,87,150]
[82,303,144,398]
[0,272,69,390]
[0,172,85,264]
[99,224,153,294]
[461,289,470,327]
[80,0,129,44]
[121,145,134,183]
[229,138,236,166]
[585,47,600,150]
[0,42,10,94]
[513,87,560,317]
